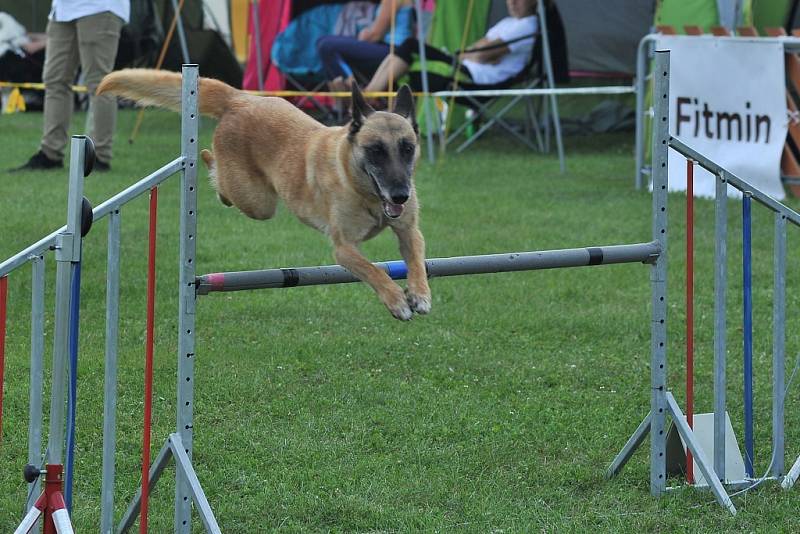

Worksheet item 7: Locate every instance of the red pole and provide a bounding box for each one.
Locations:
[142,187,158,533]
[0,275,7,444]
[686,159,695,484]
[42,464,64,534]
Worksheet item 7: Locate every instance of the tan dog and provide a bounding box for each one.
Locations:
[97,70,430,320]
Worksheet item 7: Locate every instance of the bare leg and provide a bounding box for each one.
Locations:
[365,54,409,93]
[328,76,354,92]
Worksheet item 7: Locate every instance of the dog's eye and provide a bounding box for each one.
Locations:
[399,141,415,157]
[366,144,387,157]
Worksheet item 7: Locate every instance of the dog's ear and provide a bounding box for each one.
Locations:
[393,85,418,133]
[393,85,414,118]
[349,83,375,140]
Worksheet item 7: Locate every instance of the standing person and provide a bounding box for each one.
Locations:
[13,0,129,172]
[364,0,538,95]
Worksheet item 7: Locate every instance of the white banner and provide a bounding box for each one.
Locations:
[655,36,788,199]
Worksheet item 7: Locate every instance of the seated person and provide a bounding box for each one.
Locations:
[317,0,414,92]
[364,0,539,95]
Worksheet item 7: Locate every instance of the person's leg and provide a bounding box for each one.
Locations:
[318,35,392,94]
[408,47,474,92]
[335,40,390,81]
[77,11,123,165]
[365,55,409,92]
[364,37,420,92]
[317,35,352,80]
[40,19,80,162]
[365,39,460,93]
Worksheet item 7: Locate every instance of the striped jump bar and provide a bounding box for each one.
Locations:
[196,242,661,295]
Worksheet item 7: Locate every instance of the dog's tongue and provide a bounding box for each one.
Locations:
[383,201,405,218]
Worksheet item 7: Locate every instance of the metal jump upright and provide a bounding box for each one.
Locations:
[610,49,800,515]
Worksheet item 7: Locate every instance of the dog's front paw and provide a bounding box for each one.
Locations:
[388,300,413,321]
[405,289,431,315]
[383,286,413,321]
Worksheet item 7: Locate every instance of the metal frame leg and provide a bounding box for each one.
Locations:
[606,411,652,478]
[116,435,220,534]
[117,441,174,533]
[782,455,800,489]
[27,255,45,525]
[666,393,736,515]
[455,95,538,153]
[648,50,670,498]
[175,63,199,534]
[772,213,786,478]
[101,209,121,534]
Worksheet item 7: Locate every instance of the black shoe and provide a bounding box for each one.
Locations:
[11,150,63,172]
[93,159,111,172]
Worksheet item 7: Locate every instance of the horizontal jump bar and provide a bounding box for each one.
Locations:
[669,136,800,228]
[196,242,660,295]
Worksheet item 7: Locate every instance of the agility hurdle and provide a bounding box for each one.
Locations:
[608,50,800,514]
[1,52,798,531]
[2,65,200,533]
[1,64,663,530]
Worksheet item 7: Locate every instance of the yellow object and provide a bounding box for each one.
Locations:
[231,0,251,63]
[0,81,87,93]
[3,88,26,113]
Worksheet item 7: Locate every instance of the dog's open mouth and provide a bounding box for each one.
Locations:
[368,172,405,219]
[382,200,404,219]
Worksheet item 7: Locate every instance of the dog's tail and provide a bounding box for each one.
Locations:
[97,69,236,119]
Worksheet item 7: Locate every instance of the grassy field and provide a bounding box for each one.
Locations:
[2,108,800,532]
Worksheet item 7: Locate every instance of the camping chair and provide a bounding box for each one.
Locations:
[441,0,569,152]
[282,71,338,121]
[271,3,349,122]
[444,46,546,153]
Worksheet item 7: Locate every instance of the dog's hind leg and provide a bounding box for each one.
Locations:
[212,155,279,221]
[201,149,233,207]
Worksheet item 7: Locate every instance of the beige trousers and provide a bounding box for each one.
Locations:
[41,11,123,163]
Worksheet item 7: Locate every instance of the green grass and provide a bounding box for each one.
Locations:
[2,108,800,532]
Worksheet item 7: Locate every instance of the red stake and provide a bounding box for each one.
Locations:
[142,187,158,533]
[686,159,695,484]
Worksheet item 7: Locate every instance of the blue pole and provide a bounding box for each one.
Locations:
[65,256,81,511]
[743,194,754,478]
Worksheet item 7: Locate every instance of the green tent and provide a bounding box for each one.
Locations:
[655,0,723,32]
[752,0,795,34]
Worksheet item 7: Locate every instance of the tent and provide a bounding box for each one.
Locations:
[149,0,243,87]
[555,0,655,77]
[548,1,796,78]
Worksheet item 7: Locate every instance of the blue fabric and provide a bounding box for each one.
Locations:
[317,35,390,79]
[382,6,414,46]
[272,4,345,75]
